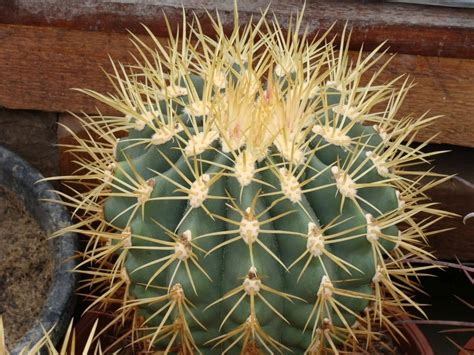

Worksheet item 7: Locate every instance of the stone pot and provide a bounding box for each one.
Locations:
[0,145,77,354]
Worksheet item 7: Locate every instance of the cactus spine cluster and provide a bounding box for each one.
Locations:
[55,7,450,354]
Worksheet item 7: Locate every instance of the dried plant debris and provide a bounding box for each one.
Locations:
[0,316,103,355]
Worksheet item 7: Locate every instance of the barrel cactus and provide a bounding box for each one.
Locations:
[55,8,450,354]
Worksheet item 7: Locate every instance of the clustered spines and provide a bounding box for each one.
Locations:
[184,130,219,157]
[306,274,372,344]
[233,150,256,187]
[312,124,352,148]
[135,178,155,205]
[287,219,363,281]
[174,230,193,261]
[188,174,210,208]
[150,124,183,146]
[124,282,204,353]
[306,222,325,257]
[204,265,299,354]
[365,213,382,243]
[45,6,454,354]
[278,167,302,203]
[239,207,260,245]
[331,165,358,199]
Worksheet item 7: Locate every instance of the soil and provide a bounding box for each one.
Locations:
[0,185,53,349]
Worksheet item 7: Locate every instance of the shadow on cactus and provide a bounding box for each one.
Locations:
[49,6,454,354]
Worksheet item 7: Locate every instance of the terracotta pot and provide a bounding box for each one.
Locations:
[461,337,474,354]
[397,315,434,355]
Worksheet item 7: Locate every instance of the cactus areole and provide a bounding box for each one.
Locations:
[58,7,450,354]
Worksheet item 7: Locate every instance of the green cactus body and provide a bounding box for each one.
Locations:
[101,76,404,352]
[61,8,449,354]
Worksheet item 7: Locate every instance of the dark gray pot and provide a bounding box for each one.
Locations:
[0,145,78,353]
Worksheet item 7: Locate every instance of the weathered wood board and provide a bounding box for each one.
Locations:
[0,108,58,177]
[1,0,473,58]
[1,24,473,147]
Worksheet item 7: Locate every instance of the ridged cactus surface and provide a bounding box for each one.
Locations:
[56,9,449,354]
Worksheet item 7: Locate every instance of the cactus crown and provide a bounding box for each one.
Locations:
[53,6,451,354]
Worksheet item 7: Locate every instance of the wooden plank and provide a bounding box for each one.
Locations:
[0,108,58,177]
[1,24,473,147]
[0,24,144,114]
[362,53,474,148]
[416,144,474,261]
[0,0,473,58]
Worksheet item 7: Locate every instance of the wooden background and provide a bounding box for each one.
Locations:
[0,0,473,259]
[0,1,473,147]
